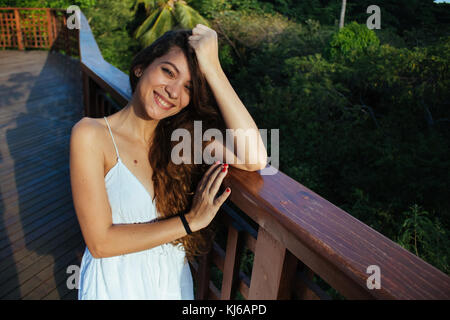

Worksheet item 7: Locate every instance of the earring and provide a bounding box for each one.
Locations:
[135,69,142,77]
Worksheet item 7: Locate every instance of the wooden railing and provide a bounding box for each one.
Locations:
[0,7,78,55]
[3,7,449,300]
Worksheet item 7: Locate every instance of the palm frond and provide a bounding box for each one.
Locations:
[132,0,158,12]
[134,8,161,39]
[139,6,176,47]
[173,2,210,29]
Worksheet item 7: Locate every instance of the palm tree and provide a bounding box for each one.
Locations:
[339,0,347,29]
[133,0,210,47]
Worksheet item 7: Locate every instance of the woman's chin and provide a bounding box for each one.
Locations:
[145,105,173,121]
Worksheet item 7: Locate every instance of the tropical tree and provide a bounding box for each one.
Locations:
[133,0,210,46]
[339,0,346,29]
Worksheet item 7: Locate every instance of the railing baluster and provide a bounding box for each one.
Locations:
[195,251,212,300]
[295,265,331,300]
[13,8,23,50]
[248,227,296,299]
[221,224,245,299]
[46,9,53,48]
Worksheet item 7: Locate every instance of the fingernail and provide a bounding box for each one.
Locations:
[215,160,220,164]
[221,167,227,172]
[226,187,230,192]
[224,163,228,167]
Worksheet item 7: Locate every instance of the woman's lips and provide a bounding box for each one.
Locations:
[153,91,174,110]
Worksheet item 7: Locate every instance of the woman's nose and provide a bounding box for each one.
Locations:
[165,82,181,100]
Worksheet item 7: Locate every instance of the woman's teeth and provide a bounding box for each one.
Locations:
[155,92,172,108]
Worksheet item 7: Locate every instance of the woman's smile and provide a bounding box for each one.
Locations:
[153,91,175,110]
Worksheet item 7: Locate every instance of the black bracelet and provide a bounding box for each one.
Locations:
[179,213,192,235]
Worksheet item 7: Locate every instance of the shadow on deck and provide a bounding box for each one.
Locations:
[0,50,84,299]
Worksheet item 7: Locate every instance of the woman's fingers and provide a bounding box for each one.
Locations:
[209,164,228,196]
[192,24,208,33]
[190,161,230,231]
[198,162,221,192]
[213,187,231,207]
[195,24,209,30]
[205,164,226,193]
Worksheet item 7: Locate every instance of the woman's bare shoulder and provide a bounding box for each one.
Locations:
[70,117,107,153]
[71,117,106,137]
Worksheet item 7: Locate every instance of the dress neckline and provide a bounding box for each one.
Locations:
[105,158,155,202]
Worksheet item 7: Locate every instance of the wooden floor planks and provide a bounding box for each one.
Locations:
[0,50,85,300]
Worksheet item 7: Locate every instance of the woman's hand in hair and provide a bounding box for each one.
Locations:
[188,24,222,77]
[186,161,231,232]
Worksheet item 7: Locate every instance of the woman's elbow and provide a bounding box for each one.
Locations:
[87,243,104,259]
[87,237,109,259]
[246,154,268,171]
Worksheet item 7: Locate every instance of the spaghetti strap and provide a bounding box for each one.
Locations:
[103,116,120,160]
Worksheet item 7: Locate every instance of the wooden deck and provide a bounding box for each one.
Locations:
[0,50,85,299]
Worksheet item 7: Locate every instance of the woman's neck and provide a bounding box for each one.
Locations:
[117,98,159,147]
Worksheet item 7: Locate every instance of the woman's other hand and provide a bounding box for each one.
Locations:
[186,161,231,232]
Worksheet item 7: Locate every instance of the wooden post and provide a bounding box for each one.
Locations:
[248,227,297,299]
[51,10,57,50]
[295,266,321,300]
[277,249,298,299]
[196,252,212,300]
[82,72,99,117]
[46,9,53,48]
[221,225,245,299]
[63,14,69,54]
[13,9,24,50]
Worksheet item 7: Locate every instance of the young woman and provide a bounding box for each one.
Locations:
[70,24,267,300]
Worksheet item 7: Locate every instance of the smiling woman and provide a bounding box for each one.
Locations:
[70,26,266,300]
[131,47,193,117]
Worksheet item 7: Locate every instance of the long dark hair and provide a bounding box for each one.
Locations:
[129,29,226,263]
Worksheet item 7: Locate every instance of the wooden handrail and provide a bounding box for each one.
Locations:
[2,7,449,300]
[78,11,131,107]
[225,165,450,299]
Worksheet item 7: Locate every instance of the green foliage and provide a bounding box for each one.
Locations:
[397,205,449,274]
[0,0,95,9]
[222,10,450,277]
[210,9,299,68]
[132,0,210,47]
[342,0,450,48]
[328,21,380,62]
[186,0,231,19]
[83,0,140,73]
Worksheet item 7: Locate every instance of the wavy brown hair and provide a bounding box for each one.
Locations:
[129,29,226,264]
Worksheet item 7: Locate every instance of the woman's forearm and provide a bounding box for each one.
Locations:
[204,67,268,167]
[91,213,194,258]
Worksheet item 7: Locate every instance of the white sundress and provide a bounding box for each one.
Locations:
[77,116,194,300]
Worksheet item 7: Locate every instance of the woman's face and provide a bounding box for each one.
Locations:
[134,46,193,120]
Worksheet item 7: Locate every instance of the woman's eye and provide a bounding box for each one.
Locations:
[163,68,174,77]
[163,67,191,93]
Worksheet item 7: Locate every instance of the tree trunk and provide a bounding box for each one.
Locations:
[339,0,347,29]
